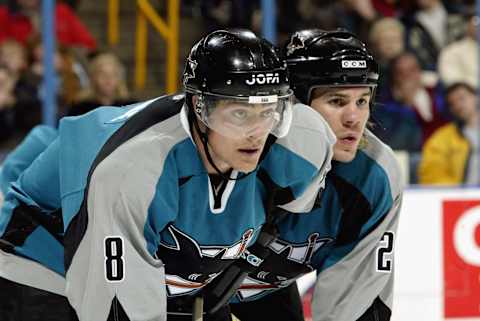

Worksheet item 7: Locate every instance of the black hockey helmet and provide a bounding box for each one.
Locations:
[284,29,379,105]
[183,29,293,138]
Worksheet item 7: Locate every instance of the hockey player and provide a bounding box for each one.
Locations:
[229,29,403,321]
[0,29,335,321]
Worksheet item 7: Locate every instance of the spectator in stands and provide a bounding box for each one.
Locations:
[37,44,83,109]
[0,39,28,83]
[402,0,466,70]
[369,17,405,63]
[438,11,478,88]
[418,82,479,185]
[14,36,81,132]
[0,65,16,144]
[372,52,448,151]
[67,52,134,116]
[0,40,30,127]
[0,0,96,53]
[368,17,405,91]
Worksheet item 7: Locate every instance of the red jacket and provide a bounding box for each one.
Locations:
[0,3,96,51]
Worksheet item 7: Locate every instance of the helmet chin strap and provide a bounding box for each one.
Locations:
[192,113,254,181]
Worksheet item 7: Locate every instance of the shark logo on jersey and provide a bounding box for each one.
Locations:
[286,32,306,56]
[236,233,333,300]
[157,225,254,296]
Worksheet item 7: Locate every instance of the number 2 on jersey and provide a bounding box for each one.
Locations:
[104,237,125,282]
[376,231,394,272]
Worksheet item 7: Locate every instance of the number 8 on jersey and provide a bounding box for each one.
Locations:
[104,237,125,282]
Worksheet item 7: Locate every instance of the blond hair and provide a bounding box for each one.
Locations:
[369,17,405,45]
[0,39,27,61]
[76,52,129,102]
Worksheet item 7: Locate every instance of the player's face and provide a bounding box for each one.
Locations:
[206,104,272,173]
[310,87,371,162]
[193,98,273,173]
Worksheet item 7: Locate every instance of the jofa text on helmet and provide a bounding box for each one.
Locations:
[341,60,367,68]
[246,73,280,85]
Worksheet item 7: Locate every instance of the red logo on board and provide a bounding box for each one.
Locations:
[443,200,480,318]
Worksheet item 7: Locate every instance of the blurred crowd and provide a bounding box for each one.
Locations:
[0,0,135,149]
[0,0,478,185]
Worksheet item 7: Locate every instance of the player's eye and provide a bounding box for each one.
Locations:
[328,98,346,107]
[231,109,248,120]
[357,98,369,107]
[260,109,275,118]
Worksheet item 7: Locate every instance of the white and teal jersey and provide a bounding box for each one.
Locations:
[235,130,403,321]
[0,96,335,321]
